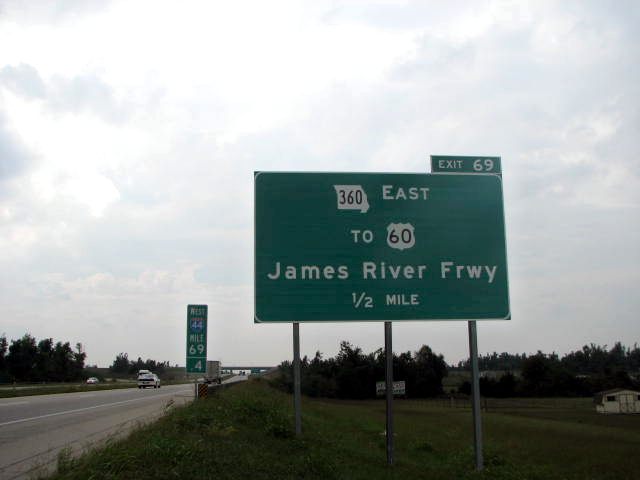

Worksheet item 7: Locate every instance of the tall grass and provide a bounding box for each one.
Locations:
[48,378,640,480]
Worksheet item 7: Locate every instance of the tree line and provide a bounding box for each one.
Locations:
[272,341,448,399]
[454,342,640,374]
[109,352,171,375]
[273,341,640,400]
[0,333,86,383]
[454,342,640,397]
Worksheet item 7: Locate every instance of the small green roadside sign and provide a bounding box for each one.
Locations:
[254,172,509,322]
[186,305,207,373]
[431,155,501,175]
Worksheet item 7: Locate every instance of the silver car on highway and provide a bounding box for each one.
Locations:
[137,371,160,389]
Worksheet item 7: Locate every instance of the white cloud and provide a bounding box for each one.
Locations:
[0,1,638,367]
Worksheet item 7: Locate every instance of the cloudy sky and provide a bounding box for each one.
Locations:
[0,1,638,368]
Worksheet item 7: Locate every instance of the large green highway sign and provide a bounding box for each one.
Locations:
[186,305,207,373]
[254,172,509,322]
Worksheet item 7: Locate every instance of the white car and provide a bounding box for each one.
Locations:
[86,377,99,384]
[137,372,160,389]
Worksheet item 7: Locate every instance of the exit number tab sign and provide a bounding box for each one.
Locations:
[254,172,510,323]
[431,155,501,175]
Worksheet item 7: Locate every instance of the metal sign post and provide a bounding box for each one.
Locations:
[468,321,483,470]
[385,321,394,466]
[293,322,302,435]
[430,156,503,472]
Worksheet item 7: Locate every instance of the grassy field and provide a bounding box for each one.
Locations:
[47,378,640,480]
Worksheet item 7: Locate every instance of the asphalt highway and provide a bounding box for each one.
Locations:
[0,383,194,480]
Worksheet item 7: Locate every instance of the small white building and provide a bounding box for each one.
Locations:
[594,388,640,414]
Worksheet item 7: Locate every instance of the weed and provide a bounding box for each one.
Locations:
[55,447,74,475]
[410,439,436,453]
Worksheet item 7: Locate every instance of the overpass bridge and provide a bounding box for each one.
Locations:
[223,366,277,371]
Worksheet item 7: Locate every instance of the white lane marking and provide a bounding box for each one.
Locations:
[0,389,192,427]
[0,401,29,407]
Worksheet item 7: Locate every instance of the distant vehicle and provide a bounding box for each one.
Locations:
[86,377,99,384]
[204,360,222,384]
[137,372,160,389]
